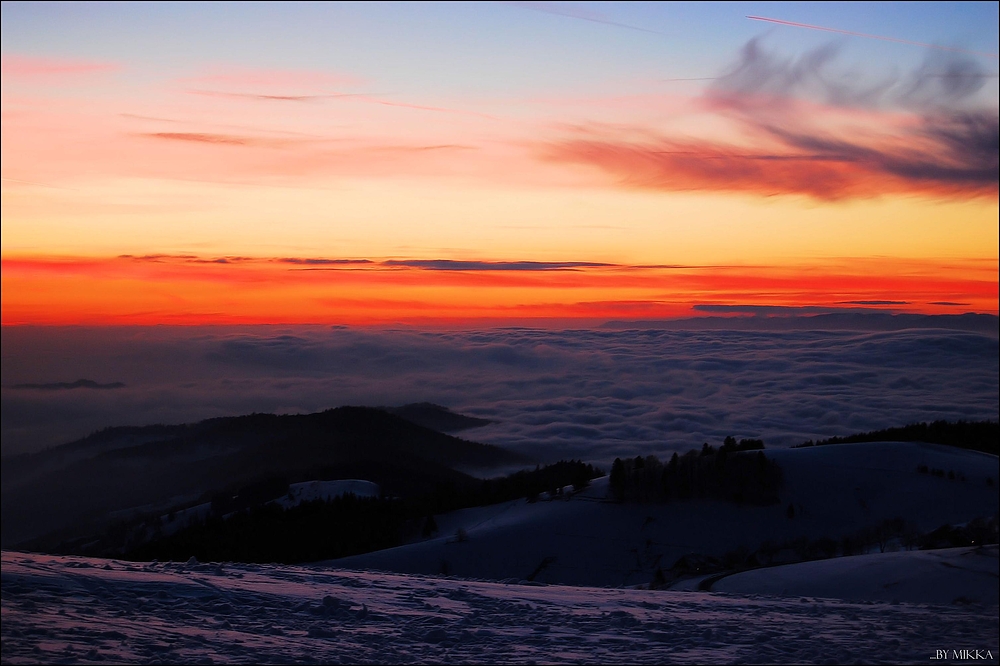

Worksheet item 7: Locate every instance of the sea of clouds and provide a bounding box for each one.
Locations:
[2,324,997,466]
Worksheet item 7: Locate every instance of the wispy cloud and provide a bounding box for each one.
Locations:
[278,258,374,266]
[137,132,296,148]
[505,1,664,36]
[1,55,120,77]
[141,132,252,146]
[382,260,614,271]
[543,39,999,200]
[693,304,898,316]
[746,15,999,60]
[187,90,366,103]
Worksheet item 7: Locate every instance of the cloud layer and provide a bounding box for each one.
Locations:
[3,326,996,466]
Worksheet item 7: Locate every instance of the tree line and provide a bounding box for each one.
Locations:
[795,420,999,456]
[608,437,782,505]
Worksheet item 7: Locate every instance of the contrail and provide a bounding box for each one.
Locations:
[747,15,999,59]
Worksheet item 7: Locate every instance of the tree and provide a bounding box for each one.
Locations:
[650,567,667,590]
[422,514,438,538]
[609,457,626,501]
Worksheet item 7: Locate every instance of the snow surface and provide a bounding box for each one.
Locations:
[332,442,999,588]
[2,550,997,665]
[712,545,999,605]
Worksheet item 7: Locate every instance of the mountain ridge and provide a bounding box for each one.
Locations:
[1,406,527,550]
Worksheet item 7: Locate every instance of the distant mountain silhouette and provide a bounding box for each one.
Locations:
[386,402,493,433]
[1,406,528,550]
[12,379,126,390]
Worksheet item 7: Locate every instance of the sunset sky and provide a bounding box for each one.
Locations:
[2,1,997,324]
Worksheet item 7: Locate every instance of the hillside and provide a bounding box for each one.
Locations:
[1,406,528,550]
[385,402,493,433]
[795,419,999,455]
[331,441,999,587]
[710,544,998,605]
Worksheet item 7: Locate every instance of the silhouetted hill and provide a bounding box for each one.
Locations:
[2,424,187,493]
[1,407,527,550]
[11,379,126,390]
[386,402,493,433]
[794,420,999,456]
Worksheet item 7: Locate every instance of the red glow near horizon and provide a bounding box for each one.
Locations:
[2,255,995,326]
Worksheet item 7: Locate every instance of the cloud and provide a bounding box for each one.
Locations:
[1,55,119,78]
[543,40,999,200]
[708,38,995,110]
[2,326,996,465]
[138,132,291,148]
[544,117,998,200]
[278,258,374,266]
[187,90,348,103]
[11,379,125,391]
[693,305,884,315]
[185,85,499,120]
[745,15,999,60]
[382,260,614,271]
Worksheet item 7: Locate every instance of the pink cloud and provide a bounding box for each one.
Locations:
[137,132,297,148]
[543,122,999,200]
[541,40,1000,201]
[1,55,120,77]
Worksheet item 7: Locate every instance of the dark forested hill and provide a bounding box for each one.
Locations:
[794,420,999,456]
[1,407,527,550]
[386,402,493,433]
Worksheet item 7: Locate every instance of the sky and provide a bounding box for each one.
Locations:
[2,1,998,325]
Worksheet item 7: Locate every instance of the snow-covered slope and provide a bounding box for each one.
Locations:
[2,550,997,665]
[711,544,998,605]
[331,442,998,587]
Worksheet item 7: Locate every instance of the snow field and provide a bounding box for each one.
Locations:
[2,551,997,665]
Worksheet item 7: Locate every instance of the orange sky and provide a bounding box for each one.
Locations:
[2,5,997,325]
[2,255,995,325]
